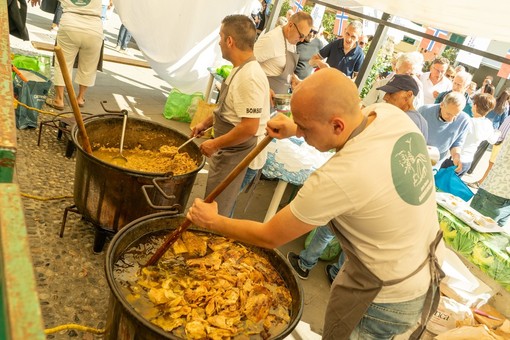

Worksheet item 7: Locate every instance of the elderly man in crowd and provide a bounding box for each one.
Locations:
[418,92,470,171]
[378,74,429,140]
[192,14,270,216]
[419,57,452,104]
[440,93,497,176]
[435,70,474,116]
[188,68,445,340]
[309,20,364,80]
[363,51,424,108]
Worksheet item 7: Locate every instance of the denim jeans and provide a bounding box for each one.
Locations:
[349,293,426,340]
[240,168,259,192]
[470,188,510,226]
[117,24,132,50]
[229,168,259,218]
[299,225,344,277]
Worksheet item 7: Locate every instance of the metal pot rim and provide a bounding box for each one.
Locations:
[72,114,206,176]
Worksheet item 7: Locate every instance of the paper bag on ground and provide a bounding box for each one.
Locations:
[190,100,217,138]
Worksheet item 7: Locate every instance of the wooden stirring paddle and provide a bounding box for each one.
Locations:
[144,135,273,267]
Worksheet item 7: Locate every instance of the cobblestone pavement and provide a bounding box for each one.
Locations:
[16,118,109,339]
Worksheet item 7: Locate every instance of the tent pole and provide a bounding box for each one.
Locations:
[355,12,391,91]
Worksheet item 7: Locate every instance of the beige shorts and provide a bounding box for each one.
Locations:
[53,29,103,87]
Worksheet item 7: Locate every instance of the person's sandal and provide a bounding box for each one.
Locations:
[45,98,64,111]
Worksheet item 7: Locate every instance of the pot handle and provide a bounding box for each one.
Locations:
[141,177,182,211]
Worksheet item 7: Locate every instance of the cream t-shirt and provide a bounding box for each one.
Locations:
[290,103,445,303]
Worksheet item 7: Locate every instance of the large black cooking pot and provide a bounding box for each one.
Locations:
[104,212,304,340]
[72,114,205,250]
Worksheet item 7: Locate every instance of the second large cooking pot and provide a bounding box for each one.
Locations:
[104,212,304,340]
[72,114,205,246]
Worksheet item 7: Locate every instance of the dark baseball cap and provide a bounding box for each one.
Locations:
[377,74,420,96]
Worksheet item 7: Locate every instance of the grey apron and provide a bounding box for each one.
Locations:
[323,227,444,340]
[205,57,258,216]
[267,30,299,94]
[320,114,445,339]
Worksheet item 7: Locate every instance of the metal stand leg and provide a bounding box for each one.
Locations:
[264,180,288,222]
[93,231,108,253]
[60,204,79,237]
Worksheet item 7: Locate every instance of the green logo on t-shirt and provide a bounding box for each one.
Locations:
[70,0,92,6]
[391,133,433,205]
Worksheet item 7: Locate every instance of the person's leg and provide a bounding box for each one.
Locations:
[76,85,88,106]
[349,293,427,340]
[470,188,510,226]
[116,24,126,48]
[121,30,132,50]
[52,30,80,107]
[240,168,258,192]
[52,2,63,26]
[299,225,334,270]
[327,250,345,279]
[53,85,65,106]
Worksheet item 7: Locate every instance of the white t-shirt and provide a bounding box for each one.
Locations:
[254,26,296,77]
[461,117,498,163]
[290,103,445,303]
[419,72,452,105]
[60,0,103,39]
[221,60,270,170]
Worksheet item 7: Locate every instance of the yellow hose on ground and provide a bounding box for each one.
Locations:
[13,98,61,117]
[20,193,73,201]
[44,323,105,335]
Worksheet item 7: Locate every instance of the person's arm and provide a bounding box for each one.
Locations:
[265,113,297,139]
[450,147,462,173]
[309,53,329,69]
[199,117,259,157]
[190,115,214,137]
[187,200,314,248]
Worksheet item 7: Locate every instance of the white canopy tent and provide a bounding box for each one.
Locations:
[113,0,510,94]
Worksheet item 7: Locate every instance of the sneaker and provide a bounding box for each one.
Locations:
[325,264,335,285]
[287,252,309,279]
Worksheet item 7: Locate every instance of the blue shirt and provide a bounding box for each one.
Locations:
[319,39,364,78]
[485,107,510,129]
[406,109,429,142]
[418,104,470,163]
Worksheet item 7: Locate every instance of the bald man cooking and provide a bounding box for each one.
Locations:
[187,68,445,340]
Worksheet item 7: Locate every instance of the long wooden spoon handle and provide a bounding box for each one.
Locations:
[54,45,93,154]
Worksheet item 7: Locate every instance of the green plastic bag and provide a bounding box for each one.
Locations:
[216,65,233,79]
[304,228,342,261]
[163,89,204,123]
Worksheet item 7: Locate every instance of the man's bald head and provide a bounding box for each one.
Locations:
[289,69,363,152]
[291,68,361,123]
